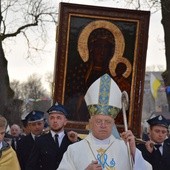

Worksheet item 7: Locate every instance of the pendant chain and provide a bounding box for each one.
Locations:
[85,139,114,160]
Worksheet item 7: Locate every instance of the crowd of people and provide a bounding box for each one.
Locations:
[0,74,170,170]
[1,103,80,170]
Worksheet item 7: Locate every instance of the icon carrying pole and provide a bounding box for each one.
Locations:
[121,91,133,170]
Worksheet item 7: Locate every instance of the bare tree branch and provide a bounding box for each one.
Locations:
[0,0,58,41]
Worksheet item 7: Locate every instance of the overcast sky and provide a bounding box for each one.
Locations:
[4,0,165,88]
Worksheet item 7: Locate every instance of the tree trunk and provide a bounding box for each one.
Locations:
[0,41,14,115]
[161,0,170,111]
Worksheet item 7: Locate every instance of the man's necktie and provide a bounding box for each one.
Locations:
[154,144,162,156]
[13,138,17,150]
[34,135,40,141]
[55,134,59,148]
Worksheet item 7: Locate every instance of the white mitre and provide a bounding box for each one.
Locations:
[84,73,122,118]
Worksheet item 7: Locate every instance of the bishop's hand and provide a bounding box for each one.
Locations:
[85,160,102,170]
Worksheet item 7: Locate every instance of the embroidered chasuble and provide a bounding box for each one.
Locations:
[84,135,115,169]
[57,133,152,170]
[89,145,116,169]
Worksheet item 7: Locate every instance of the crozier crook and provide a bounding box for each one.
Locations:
[121,91,133,170]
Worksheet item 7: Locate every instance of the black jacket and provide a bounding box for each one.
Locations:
[25,131,73,170]
[16,134,35,170]
[137,141,170,170]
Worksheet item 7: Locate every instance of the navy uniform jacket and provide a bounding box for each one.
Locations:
[25,131,73,170]
[137,141,170,170]
[16,134,35,170]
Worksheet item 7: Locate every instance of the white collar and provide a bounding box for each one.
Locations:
[31,133,40,140]
[92,134,111,145]
[50,130,65,139]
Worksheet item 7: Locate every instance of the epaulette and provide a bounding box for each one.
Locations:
[41,129,50,135]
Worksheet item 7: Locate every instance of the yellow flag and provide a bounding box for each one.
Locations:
[150,73,161,99]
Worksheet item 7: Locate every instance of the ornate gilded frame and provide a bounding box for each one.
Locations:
[53,2,150,137]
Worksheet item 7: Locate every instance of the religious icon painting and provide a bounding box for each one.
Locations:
[53,2,150,137]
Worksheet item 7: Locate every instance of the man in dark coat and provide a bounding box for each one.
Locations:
[16,110,45,170]
[25,102,79,170]
[10,124,23,151]
[137,115,170,170]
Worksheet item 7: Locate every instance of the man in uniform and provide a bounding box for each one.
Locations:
[25,103,79,170]
[21,113,31,136]
[137,115,170,170]
[16,110,45,170]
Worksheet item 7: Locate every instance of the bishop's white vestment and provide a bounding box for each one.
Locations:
[57,133,152,170]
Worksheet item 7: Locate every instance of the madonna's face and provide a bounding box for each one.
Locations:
[91,39,113,67]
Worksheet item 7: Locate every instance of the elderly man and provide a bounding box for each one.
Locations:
[10,124,22,150]
[10,124,22,137]
[58,74,152,170]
